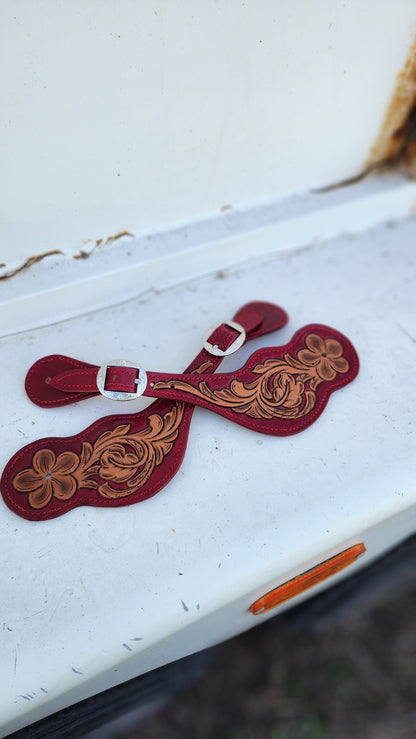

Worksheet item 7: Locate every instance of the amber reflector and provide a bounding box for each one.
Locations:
[249,543,366,615]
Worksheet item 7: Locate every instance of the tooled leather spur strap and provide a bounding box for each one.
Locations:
[25,302,286,407]
[1,302,288,521]
[142,324,359,435]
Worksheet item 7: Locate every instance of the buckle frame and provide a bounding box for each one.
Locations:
[203,320,246,357]
[96,359,147,401]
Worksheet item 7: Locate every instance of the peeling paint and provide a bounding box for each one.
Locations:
[367,35,416,174]
[106,230,134,243]
[316,35,416,192]
[0,229,134,279]
[73,230,134,259]
[0,251,63,281]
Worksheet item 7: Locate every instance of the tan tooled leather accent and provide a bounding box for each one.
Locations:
[13,361,213,509]
[13,405,185,508]
[153,334,349,420]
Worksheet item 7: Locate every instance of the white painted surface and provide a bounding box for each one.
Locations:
[1,175,416,338]
[1,1,416,732]
[1,0,416,268]
[0,211,415,734]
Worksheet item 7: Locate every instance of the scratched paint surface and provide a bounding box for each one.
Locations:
[0,215,415,734]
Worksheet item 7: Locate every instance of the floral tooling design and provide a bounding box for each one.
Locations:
[11,336,350,510]
[13,449,79,509]
[13,404,185,508]
[12,360,216,510]
[153,333,350,420]
[297,334,349,387]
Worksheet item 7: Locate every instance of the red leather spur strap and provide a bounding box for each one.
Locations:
[1,302,288,520]
[142,324,359,436]
[25,301,286,407]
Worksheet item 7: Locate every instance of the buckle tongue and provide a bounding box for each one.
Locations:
[203,320,246,356]
[96,360,147,400]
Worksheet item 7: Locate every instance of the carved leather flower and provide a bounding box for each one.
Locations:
[298,334,349,388]
[272,372,304,408]
[13,449,79,509]
[98,443,143,484]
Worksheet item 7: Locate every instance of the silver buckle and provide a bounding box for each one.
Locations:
[203,320,246,356]
[96,359,147,401]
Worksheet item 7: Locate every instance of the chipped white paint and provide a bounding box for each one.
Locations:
[1,1,416,734]
[1,176,416,338]
[1,211,416,734]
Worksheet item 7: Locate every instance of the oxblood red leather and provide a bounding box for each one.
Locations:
[141,324,359,436]
[26,302,286,407]
[1,308,359,523]
[1,302,288,521]
[28,323,358,438]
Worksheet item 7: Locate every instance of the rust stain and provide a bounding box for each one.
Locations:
[315,35,416,192]
[74,240,102,261]
[106,230,133,243]
[74,250,94,260]
[73,230,134,259]
[0,251,63,282]
[367,35,416,172]
[1,232,134,277]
